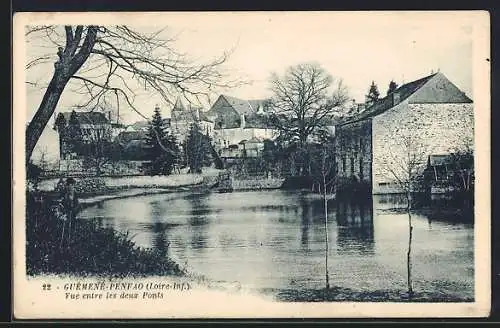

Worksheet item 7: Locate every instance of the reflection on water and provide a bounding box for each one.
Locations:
[336,199,374,255]
[80,190,474,298]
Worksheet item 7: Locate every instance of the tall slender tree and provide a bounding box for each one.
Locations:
[184,123,213,174]
[143,107,180,175]
[366,81,380,107]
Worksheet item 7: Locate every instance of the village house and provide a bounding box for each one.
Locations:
[334,72,474,194]
[205,95,277,158]
[170,98,215,144]
[53,110,114,160]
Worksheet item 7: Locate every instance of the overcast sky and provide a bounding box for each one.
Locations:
[21,11,485,161]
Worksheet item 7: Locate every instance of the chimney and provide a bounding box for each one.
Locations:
[195,108,200,121]
[240,114,246,129]
[392,91,400,106]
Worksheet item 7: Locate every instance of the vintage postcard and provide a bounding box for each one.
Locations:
[12,11,490,319]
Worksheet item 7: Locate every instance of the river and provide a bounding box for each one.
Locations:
[79,190,474,300]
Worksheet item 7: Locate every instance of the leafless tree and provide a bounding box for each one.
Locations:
[25,25,243,164]
[310,137,337,290]
[379,134,431,297]
[269,62,349,148]
[448,136,475,193]
[78,118,115,176]
[34,146,50,172]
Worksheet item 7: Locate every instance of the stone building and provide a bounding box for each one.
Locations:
[205,95,276,154]
[170,98,214,144]
[334,72,474,194]
[53,110,112,160]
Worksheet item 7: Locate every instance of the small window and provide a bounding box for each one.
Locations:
[359,157,364,179]
[350,157,355,175]
[342,156,346,172]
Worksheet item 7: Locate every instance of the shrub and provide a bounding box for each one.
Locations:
[26,193,185,277]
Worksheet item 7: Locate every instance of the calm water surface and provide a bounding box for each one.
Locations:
[80,190,474,298]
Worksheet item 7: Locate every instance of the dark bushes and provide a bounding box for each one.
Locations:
[26,193,185,277]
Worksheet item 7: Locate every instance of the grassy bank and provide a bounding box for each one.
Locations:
[262,287,474,303]
[26,196,186,277]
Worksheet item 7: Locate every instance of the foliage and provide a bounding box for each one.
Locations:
[27,161,43,191]
[387,80,399,95]
[143,108,180,176]
[449,147,474,193]
[26,192,185,277]
[25,25,241,163]
[366,81,380,107]
[269,62,349,147]
[184,123,213,174]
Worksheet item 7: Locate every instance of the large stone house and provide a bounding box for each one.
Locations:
[205,95,277,157]
[54,110,114,160]
[334,72,474,194]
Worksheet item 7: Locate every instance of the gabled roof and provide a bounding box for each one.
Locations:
[173,97,186,111]
[57,111,110,125]
[337,72,472,126]
[221,95,271,116]
[351,73,438,122]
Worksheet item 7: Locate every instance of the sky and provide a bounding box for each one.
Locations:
[19,11,486,162]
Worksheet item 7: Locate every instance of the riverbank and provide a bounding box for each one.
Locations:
[231,178,285,192]
[261,287,474,303]
[26,203,186,277]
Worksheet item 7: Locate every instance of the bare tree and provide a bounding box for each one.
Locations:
[380,134,430,297]
[78,119,115,176]
[310,136,337,289]
[25,25,242,164]
[34,146,50,172]
[269,63,349,149]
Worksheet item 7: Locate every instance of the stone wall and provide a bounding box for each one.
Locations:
[58,159,145,176]
[372,101,474,193]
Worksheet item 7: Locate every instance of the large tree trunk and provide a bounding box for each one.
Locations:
[25,74,68,163]
[25,25,98,164]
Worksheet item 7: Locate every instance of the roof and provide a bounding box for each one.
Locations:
[57,111,110,125]
[130,121,149,130]
[244,114,272,129]
[428,154,453,166]
[246,136,264,143]
[347,73,438,123]
[129,118,171,131]
[116,130,147,144]
[173,97,186,111]
[221,95,270,116]
[171,107,212,122]
[337,72,472,126]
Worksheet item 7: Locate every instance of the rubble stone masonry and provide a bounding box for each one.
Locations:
[371,101,474,193]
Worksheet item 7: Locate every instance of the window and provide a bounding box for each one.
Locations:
[342,156,346,172]
[350,157,355,175]
[359,157,364,180]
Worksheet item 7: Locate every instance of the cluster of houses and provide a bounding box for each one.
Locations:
[53,72,474,195]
